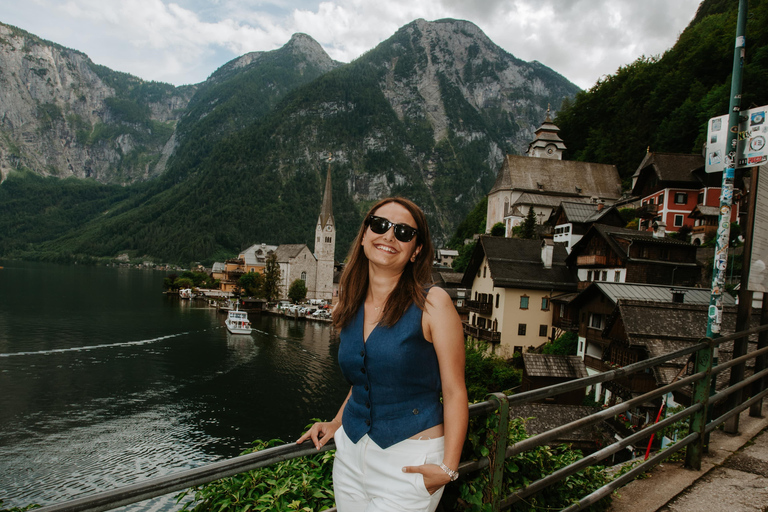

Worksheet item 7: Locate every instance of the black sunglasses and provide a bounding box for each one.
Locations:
[366,215,419,243]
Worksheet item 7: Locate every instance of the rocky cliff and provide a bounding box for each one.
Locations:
[0,23,195,184]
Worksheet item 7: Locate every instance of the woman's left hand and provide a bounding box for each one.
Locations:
[401,463,452,495]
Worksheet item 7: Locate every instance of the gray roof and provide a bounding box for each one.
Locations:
[593,282,734,306]
[439,271,463,284]
[212,262,226,272]
[689,205,720,218]
[489,155,622,199]
[509,404,606,443]
[463,236,577,291]
[275,244,311,262]
[523,354,588,379]
[513,192,593,209]
[631,152,705,181]
[240,243,278,266]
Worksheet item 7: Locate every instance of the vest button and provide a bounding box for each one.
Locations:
[364,385,369,391]
[360,350,365,357]
[366,402,371,408]
[361,368,366,374]
[413,408,419,415]
[365,419,371,426]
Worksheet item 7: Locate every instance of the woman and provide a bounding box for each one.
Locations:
[297,197,468,512]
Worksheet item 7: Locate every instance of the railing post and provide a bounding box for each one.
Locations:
[685,340,714,470]
[486,392,509,512]
[750,301,768,417]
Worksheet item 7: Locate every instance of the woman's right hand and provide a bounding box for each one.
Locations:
[296,420,341,450]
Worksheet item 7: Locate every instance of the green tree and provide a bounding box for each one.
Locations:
[288,279,308,303]
[517,206,537,239]
[490,222,506,237]
[174,277,194,289]
[239,272,264,297]
[451,241,476,274]
[541,332,578,356]
[263,253,281,302]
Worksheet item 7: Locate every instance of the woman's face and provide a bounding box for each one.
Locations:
[362,202,422,272]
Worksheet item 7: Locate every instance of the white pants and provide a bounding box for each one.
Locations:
[333,426,446,512]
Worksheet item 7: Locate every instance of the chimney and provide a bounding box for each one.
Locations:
[671,289,687,303]
[541,239,554,269]
[652,220,666,238]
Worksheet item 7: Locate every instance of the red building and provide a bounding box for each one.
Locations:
[631,152,739,237]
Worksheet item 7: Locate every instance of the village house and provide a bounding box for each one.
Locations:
[436,248,459,267]
[550,202,626,253]
[462,236,578,358]
[486,109,623,235]
[631,151,740,238]
[561,282,737,406]
[431,269,469,322]
[565,223,701,289]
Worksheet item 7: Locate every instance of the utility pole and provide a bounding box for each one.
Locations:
[706,0,748,343]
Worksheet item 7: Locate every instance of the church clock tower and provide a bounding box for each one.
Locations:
[314,156,335,301]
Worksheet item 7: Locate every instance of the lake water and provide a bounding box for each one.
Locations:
[0,260,349,510]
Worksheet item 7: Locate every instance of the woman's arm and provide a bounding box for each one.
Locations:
[297,388,351,449]
[404,286,468,492]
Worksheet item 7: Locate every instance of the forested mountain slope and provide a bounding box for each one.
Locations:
[555,0,768,185]
[0,18,578,264]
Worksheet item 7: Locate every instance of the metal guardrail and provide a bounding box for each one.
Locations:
[32,323,768,512]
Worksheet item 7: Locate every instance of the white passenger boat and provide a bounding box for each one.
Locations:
[225,308,252,334]
[179,288,193,299]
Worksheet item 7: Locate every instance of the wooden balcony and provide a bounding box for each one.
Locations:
[463,323,501,343]
[576,254,607,266]
[584,355,610,372]
[692,225,717,236]
[637,203,659,218]
[466,300,493,314]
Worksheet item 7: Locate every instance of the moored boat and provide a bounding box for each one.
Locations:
[225,308,252,334]
[179,288,193,299]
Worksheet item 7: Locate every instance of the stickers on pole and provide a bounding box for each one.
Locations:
[706,105,768,173]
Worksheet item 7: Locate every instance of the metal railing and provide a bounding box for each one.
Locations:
[463,322,501,343]
[33,322,768,512]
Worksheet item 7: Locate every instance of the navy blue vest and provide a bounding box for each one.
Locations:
[338,301,443,449]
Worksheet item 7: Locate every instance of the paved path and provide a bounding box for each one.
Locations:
[608,403,768,512]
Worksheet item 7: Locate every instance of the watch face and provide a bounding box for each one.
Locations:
[751,136,766,152]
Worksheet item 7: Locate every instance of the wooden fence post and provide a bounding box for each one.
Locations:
[486,392,509,512]
[685,340,714,470]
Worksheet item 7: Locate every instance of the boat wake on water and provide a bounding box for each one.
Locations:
[0,330,212,357]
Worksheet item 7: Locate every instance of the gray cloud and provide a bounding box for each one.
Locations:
[0,0,701,88]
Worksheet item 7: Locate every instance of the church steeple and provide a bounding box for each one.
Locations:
[526,105,566,160]
[318,155,334,229]
[314,154,335,301]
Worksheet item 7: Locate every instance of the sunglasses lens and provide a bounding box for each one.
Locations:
[394,226,416,242]
[369,217,390,234]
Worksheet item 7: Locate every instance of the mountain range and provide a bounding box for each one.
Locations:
[0,18,579,264]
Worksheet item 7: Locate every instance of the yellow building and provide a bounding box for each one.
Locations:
[462,236,578,358]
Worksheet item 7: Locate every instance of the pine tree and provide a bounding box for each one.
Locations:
[263,253,281,302]
[521,206,537,239]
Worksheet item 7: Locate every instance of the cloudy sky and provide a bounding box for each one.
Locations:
[2,0,702,90]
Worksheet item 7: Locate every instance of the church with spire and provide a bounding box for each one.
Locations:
[212,158,336,301]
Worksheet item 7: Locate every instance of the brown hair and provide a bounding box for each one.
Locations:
[332,197,434,329]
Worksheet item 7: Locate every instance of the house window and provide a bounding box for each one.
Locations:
[301,271,307,282]
[589,313,603,329]
[649,198,654,205]
[541,297,549,310]
[495,294,500,308]
[601,271,608,281]
[520,296,529,309]
[614,270,621,282]
[518,324,527,336]
[539,325,548,337]
[587,270,593,281]
[483,266,487,278]
[674,214,684,227]
[658,193,664,206]
[675,192,687,204]
[698,191,704,204]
